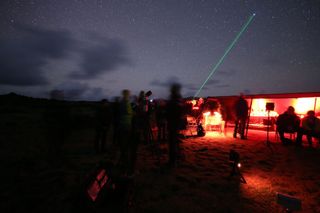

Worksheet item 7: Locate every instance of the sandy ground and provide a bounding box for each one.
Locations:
[133,128,320,213]
[1,126,320,213]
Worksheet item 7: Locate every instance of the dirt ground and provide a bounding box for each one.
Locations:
[1,125,320,213]
[133,128,320,213]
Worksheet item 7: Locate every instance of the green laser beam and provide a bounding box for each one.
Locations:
[194,13,256,98]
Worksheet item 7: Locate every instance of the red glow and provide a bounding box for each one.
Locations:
[250,97,318,117]
[241,174,273,196]
[87,169,109,201]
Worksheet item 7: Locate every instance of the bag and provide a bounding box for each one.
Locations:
[197,124,205,137]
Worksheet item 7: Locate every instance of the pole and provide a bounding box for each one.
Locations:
[245,97,253,138]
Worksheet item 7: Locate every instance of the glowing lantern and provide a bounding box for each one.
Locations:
[202,111,223,129]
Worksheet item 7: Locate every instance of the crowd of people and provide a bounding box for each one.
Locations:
[230,93,320,147]
[94,83,185,176]
[93,89,320,176]
[276,106,320,146]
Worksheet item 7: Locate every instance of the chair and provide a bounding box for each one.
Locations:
[275,129,296,142]
[186,116,198,136]
[204,112,224,133]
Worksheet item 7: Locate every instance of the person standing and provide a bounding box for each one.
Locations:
[155,100,167,142]
[167,83,183,167]
[233,93,249,139]
[118,89,134,174]
[94,99,111,153]
[112,97,120,146]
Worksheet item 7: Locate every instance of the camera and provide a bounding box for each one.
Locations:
[229,149,240,162]
[266,102,275,111]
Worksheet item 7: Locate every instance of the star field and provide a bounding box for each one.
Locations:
[0,0,319,100]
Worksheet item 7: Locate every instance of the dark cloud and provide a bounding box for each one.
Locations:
[0,25,75,86]
[215,69,236,76]
[150,76,201,98]
[188,80,228,93]
[196,77,230,90]
[0,24,131,86]
[150,76,181,88]
[243,89,251,95]
[183,83,198,91]
[214,84,230,88]
[184,91,196,98]
[53,81,106,101]
[150,76,199,92]
[69,38,130,79]
[150,79,170,87]
[206,79,220,85]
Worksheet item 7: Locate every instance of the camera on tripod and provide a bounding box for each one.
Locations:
[265,102,275,149]
[266,102,275,111]
[229,149,240,163]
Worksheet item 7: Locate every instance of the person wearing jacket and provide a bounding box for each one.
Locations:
[296,110,320,147]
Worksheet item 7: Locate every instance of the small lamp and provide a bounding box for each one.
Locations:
[229,149,246,183]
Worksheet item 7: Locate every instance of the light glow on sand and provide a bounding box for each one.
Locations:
[241,174,273,196]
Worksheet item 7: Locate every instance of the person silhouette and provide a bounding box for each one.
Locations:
[296,110,320,147]
[167,83,183,167]
[94,99,111,153]
[276,106,300,144]
[233,93,249,139]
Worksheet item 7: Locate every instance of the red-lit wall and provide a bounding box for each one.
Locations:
[248,97,320,117]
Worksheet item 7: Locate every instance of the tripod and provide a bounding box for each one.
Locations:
[230,161,246,184]
[229,150,246,183]
[265,110,275,153]
[266,110,271,145]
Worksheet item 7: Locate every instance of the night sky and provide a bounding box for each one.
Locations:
[1,0,319,100]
